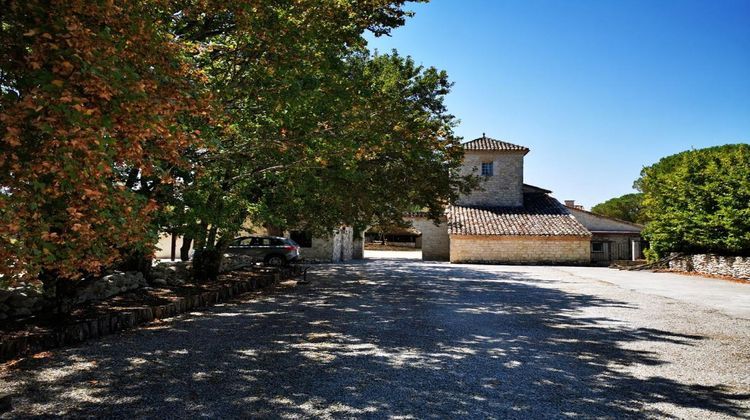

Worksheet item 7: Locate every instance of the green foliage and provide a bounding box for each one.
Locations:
[642,247,659,263]
[1,0,473,287]
[636,144,750,258]
[168,2,474,257]
[0,0,206,284]
[591,193,647,224]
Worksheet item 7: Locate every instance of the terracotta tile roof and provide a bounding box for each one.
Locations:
[448,194,591,237]
[462,136,529,152]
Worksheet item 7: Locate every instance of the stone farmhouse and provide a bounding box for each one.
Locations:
[156,135,643,264]
[562,201,644,264]
[406,135,643,264]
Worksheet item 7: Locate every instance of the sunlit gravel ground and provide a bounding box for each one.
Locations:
[1,257,749,418]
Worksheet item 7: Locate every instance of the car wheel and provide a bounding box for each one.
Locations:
[265,255,285,266]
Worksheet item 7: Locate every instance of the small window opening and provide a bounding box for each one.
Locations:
[481,162,493,176]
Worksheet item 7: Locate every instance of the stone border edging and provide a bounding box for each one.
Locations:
[0,271,282,363]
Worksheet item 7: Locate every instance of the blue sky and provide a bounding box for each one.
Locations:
[366,0,750,209]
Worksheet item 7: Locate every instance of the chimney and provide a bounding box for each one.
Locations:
[564,200,575,208]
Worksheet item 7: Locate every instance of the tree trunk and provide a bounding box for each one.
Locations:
[180,235,193,261]
[192,248,222,282]
[194,221,208,250]
[118,249,153,281]
[39,269,75,315]
[170,233,177,261]
[206,225,218,249]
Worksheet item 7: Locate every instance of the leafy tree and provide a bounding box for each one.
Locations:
[255,52,474,234]
[0,0,207,288]
[1,0,473,288]
[591,193,647,224]
[635,144,750,258]
[165,2,474,280]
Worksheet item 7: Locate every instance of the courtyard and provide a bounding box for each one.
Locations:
[1,256,749,418]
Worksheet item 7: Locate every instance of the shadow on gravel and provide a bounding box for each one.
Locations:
[1,258,748,418]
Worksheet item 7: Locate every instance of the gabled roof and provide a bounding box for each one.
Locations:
[523,184,552,194]
[462,136,529,153]
[566,206,644,233]
[448,193,591,237]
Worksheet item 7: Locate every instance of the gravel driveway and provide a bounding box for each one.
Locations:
[2,258,749,418]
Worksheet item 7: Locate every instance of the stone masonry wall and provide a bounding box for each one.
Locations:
[450,235,590,264]
[352,234,364,259]
[0,271,146,321]
[340,227,354,261]
[669,253,750,280]
[299,235,337,261]
[296,227,354,262]
[410,218,450,261]
[457,151,524,207]
[0,254,276,321]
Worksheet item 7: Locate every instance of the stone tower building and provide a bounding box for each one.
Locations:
[456,135,529,207]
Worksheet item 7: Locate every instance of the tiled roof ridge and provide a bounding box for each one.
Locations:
[462,135,529,152]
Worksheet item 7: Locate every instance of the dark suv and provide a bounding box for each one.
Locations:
[226,236,301,266]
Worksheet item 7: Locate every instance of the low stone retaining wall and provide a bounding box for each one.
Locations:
[0,256,259,321]
[669,253,750,280]
[0,271,147,321]
[0,271,281,362]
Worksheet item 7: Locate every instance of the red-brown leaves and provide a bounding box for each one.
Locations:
[0,0,210,284]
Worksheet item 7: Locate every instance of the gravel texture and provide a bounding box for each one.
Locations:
[1,257,749,419]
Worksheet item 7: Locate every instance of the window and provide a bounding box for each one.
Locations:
[290,231,313,248]
[592,242,605,253]
[259,238,272,246]
[481,162,494,176]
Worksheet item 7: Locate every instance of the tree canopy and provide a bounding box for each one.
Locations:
[1,0,207,284]
[591,193,647,224]
[636,144,750,258]
[1,0,472,286]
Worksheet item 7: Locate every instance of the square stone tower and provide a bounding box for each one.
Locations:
[456,135,530,207]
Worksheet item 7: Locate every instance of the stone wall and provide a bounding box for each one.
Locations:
[0,271,147,321]
[410,218,450,261]
[296,227,355,262]
[339,227,354,261]
[456,151,525,207]
[352,233,364,259]
[1,270,282,362]
[72,272,147,304]
[0,255,278,321]
[299,235,336,261]
[151,261,193,286]
[669,253,750,280]
[450,235,590,264]
[0,287,45,320]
